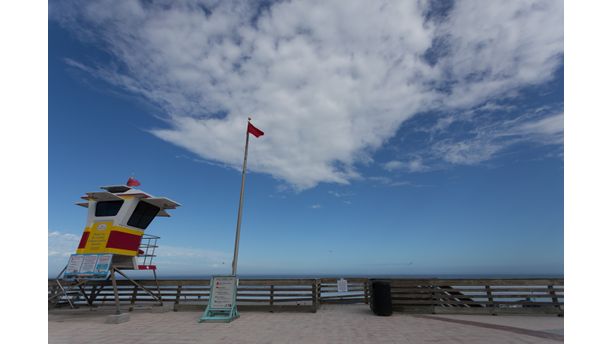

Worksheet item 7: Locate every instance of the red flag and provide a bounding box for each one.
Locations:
[248,122,264,137]
[127,177,141,187]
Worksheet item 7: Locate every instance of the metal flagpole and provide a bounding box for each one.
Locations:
[231,119,251,276]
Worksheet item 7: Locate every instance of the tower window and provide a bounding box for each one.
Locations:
[95,200,124,217]
[127,201,160,229]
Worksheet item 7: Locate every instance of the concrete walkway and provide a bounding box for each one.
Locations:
[49,304,563,343]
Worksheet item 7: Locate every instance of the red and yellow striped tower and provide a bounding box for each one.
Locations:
[74,180,180,270]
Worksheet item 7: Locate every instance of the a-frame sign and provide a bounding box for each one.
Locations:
[199,276,239,323]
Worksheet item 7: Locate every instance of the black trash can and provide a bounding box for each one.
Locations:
[369,280,393,316]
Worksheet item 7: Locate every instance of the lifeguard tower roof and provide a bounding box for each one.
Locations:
[76,185,180,217]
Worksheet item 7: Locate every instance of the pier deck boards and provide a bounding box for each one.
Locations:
[49,304,563,343]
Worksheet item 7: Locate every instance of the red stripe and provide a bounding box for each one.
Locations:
[106,231,142,252]
[138,265,157,270]
[78,232,90,249]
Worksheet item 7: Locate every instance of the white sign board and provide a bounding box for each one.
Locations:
[80,254,99,273]
[66,255,84,275]
[95,254,112,274]
[210,276,237,309]
[337,278,348,293]
[63,254,112,279]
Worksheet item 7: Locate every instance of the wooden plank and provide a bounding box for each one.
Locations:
[161,292,206,297]
[392,300,437,305]
[488,288,563,292]
[158,280,209,286]
[320,296,366,300]
[239,287,312,292]
[239,279,315,285]
[320,300,366,304]
[262,298,313,303]
[391,288,436,293]
[238,292,310,297]
[435,300,561,306]
[393,296,437,301]
[431,279,564,286]
[49,278,563,286]
[432,289,562,295]
[236,297,313,303]
[319,286,367,290]
[447,294,560,299]
[319,278,369,283]
[385,279,564,287]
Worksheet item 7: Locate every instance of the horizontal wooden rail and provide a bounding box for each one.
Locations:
[386,278,563,315]
[49,277,563,316]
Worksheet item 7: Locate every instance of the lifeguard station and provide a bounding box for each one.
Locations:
[50,179,179,314]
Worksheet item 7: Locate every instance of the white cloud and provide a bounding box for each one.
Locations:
[433,138,503,165]
[327,190,353,198]
[48,231,80,257]
[310,204,321,209]
[367,176,421,188]
[515,112,564,143]
[434,111,564,165]
[48,230,81,275]
[383,156,429,173]
[52,0,564,189]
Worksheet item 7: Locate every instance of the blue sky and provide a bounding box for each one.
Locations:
[48,0,563,277]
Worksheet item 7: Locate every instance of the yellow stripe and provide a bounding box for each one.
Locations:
[80,225,143,235]
[77,247,138,256]
[76,223,143,255]
[104,247,139,256]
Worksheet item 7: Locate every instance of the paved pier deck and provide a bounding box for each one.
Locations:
[48,304,563,343]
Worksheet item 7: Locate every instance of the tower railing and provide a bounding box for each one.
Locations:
[138,234,160,268]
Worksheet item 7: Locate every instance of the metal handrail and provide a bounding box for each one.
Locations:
[138,234,160,266]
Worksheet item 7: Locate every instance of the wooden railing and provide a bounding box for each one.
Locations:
[49,279,319,313]
[49,277,563,315]
[318,278,369,304]
[389,278,564,315]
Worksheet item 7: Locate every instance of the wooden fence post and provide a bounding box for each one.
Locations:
[548,285,562,316]
[270,285,274,311]
[485,285,496,315]
[129,285,138,312]
[174,283,182,312]
[312,279,320,312]
[431,282,436,314]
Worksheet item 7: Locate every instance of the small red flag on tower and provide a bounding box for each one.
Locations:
[127,176,141,187]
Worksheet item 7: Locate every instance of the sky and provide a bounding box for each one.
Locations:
[48,0,563,277]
